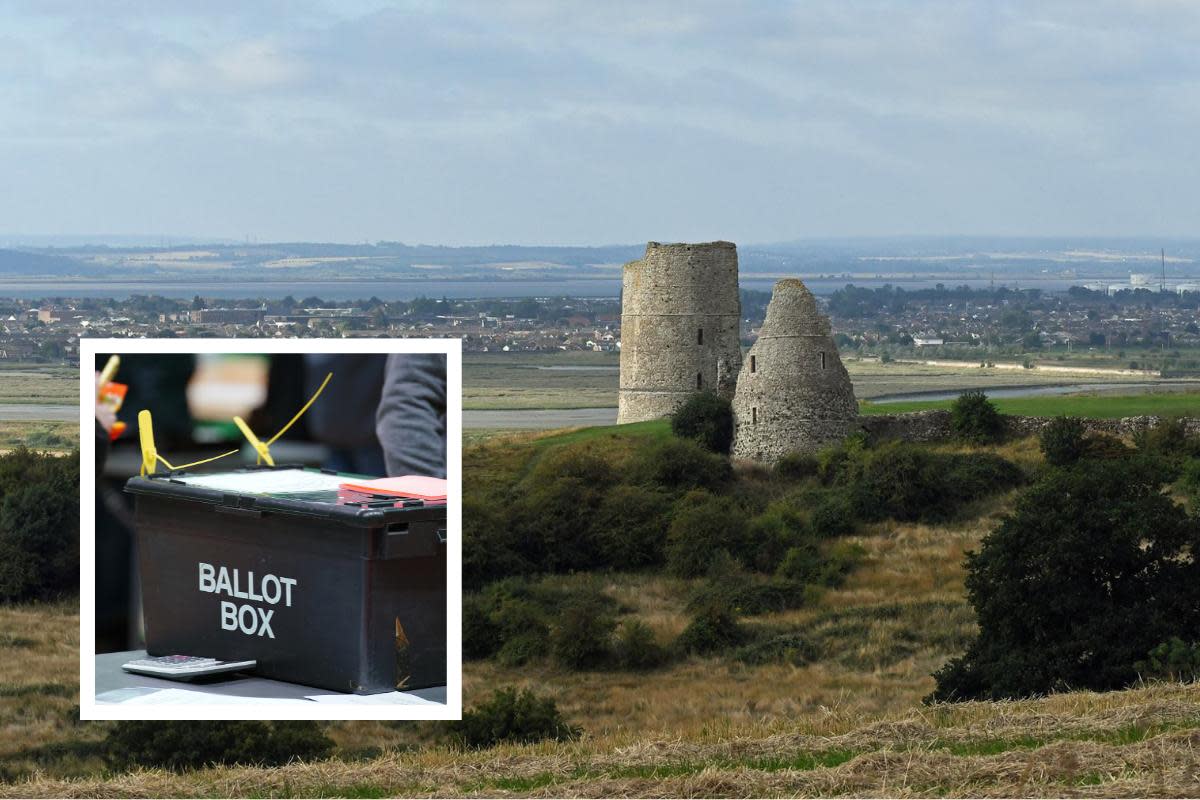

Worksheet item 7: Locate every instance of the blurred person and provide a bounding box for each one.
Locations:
[376,354,447,478]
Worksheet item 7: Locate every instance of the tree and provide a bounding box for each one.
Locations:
[1038,416,1087,466]
[929,458,1200,701]
[449,688,580,749]
[0,458,79,602]
[950,390,1004,444]
[671,392,734,454]
[105,721,332,771]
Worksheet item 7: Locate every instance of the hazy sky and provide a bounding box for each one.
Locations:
[1,1,1197,245]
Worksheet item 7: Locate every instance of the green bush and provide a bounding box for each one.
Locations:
[671,392,734,454]
[744,502,809,572]
[0,450,80,602]
[1039,416,1088,467]
[809,491,857,537]
[676,603,746,655]
[665,492,748,577]
[450,688,581,750]
[733,633,818,666]
[1135,417,1200,459]
[633,437,732,491]
[929,458,1200,702]
[592,485,671,569]
[104,721,333,771]
[613,619,668,670]
[1180,460,1200,515]
[950,390,1004,444]
[463,594,500,661]
[847,442,1025,523]
[689,553,810,615]
[1135,638,1200,683]
[550,592,616,670]
[774,451,819,480]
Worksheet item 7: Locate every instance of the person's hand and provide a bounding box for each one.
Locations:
[95,371,116,432]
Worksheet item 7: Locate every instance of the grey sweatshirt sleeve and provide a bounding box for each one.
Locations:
[375,354,448,478]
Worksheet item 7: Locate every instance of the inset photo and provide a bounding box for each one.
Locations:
[79,338,461,720]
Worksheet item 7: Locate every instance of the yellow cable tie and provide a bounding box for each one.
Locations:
[138,409,157,476]
[268,371,332,445]
[97,355,120,401]
[168,449,240,471]
[233,416,275,466]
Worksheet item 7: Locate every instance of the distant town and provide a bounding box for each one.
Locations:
[5,275,1199,374]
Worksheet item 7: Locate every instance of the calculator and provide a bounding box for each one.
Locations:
[121,655,257,680]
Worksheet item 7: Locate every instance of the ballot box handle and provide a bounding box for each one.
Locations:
[382,521,443,559]
[215,493,264,518]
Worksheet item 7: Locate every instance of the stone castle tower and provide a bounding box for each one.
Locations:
[617,241,743,424]
[731,279,858,462]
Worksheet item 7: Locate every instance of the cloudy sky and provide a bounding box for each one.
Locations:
[1,1,1197,245]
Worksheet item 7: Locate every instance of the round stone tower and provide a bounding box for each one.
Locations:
[618,241,743,424]
[731,279,858,462]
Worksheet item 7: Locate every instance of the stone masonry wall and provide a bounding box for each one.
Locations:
[731,279,859,462]
[618,241,743,424]
[859,410,1200,444]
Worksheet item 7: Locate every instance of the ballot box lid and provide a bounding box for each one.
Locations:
[125,465,445,527]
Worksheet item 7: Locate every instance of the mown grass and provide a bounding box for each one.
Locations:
[0,367,77,405]
[0,421,78,452]
[861,389,1200,418]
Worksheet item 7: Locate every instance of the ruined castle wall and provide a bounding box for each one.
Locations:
[859,411,1200,444]
[731,279,859,463]
[618,242,743,423]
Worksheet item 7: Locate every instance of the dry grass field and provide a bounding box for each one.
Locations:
[4,431,1199,796]
[460,352,1173,412]
[0,365,77,405]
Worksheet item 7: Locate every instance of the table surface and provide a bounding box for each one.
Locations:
[96,650,447,704]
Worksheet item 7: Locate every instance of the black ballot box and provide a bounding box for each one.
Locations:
[124,466,447,694]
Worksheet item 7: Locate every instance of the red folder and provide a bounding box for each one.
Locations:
[338,475,447,501]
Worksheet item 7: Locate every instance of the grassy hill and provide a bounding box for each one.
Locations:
[2,412,1199,797]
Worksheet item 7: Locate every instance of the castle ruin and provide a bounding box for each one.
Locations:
[618,242,858,463]
[730,279,858,461]
[617,241,743,424]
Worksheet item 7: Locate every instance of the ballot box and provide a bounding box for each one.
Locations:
[124,466,447,694]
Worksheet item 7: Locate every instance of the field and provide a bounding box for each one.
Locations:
[461,352,1185,412]
[0,420,77,452]
[0,365,77,405]
[863,389,1200,418]
[5,421,1200,795]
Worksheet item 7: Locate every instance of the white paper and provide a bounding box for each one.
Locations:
[178,469,347,495]
[305,692,443,706]
[96,687,310,706]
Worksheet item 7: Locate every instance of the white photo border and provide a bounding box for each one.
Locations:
[79,337,463,721]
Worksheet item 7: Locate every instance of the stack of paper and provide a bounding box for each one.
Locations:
[338,475,447,501]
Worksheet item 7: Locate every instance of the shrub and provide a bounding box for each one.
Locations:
[104,721,333,771]
[1135,638,1200,683]
[1180,460,1200,515]
[613,619,668,670]
[774,451,819,480]
[633,438,732,491]
[809,491,857,537]
[592,485,671,569]
[450,688,581,750]
[463,594,500,660]
[0,455,80,602]
[665,492,748,577]
[676,603,745,655]
[1135,417,1200,459]
[929,458,1200,702]
[1039,416,1088,467]
[744,502,809,572]
[550,592,616,670]
[690,553,810,614]
[491,597,550,667]
[733,633,818,666]
[950,390,1004,444]
[671,392,734,454]
[847,442,1025,524]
